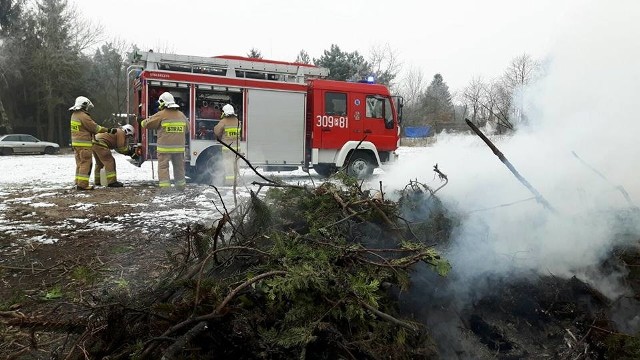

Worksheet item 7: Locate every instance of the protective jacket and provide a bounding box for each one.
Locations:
[141,109,188,153]
[213,115,240,146]
[214,115,241,186]
[94,129,131,154]
[141,108,188,189]
[70,110,108,148]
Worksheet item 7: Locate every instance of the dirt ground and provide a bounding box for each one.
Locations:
[0,182,227,356]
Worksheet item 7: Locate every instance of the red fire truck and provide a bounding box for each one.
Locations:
[126,51,402,183]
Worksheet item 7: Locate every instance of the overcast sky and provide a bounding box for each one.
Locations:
[75,0,637,92]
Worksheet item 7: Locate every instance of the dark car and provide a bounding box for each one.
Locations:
[0,134,60,155]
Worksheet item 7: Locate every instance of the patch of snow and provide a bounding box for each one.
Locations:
[70,203,95,210]
[28,235,59,244]
[31,202,56,208]
[86,222,125,232]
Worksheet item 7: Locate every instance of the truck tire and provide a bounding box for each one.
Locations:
[344,151,376,179]
[313,163,337,177]
[195,148,222,185]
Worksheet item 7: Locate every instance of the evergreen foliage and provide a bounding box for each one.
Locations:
[314,44,371,81]
[67,178,454,359]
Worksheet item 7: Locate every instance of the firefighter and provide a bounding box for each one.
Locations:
[141,92,188,190]
[69,96,116,190]
[92,124,136,187]
[213,104,241,186]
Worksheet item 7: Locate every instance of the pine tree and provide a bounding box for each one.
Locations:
[247,48,262,59]
[313,44,370,81]
[420,73,454,124]
[294,49,311,64]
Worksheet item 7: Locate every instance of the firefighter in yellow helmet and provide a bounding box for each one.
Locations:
[69,96,116,190]
[213,104,241,186]
[141,92,188,190]
[92,124,136,187]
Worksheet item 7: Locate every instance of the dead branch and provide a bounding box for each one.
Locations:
[251,181,307,195]
[143,270,287,359]
[431,164,449,196]
[465,118,556,213]
[193,245,272,311]
[359,300,419,332]
[217,139,278,185]
[572,151,638,209]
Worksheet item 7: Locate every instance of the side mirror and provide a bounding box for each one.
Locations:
[392,96,404,125]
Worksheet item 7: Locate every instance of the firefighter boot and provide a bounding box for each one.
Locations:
[108,181,124,188]
[76,185,95,190]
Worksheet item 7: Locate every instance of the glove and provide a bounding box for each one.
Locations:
[128,145,142,158]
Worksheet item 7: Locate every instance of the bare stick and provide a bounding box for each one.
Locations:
[359,300,419,332]
[465,119,556,213]
[217,140,277,185]
[572,151,638,209]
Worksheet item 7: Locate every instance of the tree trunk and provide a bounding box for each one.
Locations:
[0,96,12,134]
[47,83,55,141]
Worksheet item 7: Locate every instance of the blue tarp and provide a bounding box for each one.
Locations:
[404,126,431,138]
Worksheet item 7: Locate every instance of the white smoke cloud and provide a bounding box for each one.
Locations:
[380,1,640,300]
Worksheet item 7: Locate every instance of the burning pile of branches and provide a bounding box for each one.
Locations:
[0,170,454,359]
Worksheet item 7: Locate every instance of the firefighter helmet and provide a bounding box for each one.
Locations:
[121,124,134,137]
[158,92,180,110]
[69,96,94,111]
[222,104,236,117]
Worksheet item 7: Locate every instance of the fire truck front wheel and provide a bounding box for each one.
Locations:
[345,151,376,179]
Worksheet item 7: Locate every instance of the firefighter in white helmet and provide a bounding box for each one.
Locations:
[141,92,188,190]
[213,104,241,186]
[69,96,117,190]
[92,124,137,187]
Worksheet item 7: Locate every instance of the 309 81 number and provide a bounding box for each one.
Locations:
[316,115,348,128]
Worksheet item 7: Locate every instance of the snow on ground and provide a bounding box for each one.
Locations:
[0,151,363,246]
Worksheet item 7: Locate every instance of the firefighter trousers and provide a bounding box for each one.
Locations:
[221,148,237,186]
[74,147,93,189]
[92,145,117,185]
[157,152,186,188]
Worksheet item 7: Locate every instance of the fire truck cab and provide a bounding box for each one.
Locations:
[127,51,402,183]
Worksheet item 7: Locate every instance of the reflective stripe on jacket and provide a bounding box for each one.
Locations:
[141,109,188,154]
[70,111,107,147]
[213,116,240,146]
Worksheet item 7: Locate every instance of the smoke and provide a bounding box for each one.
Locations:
[380,1,640,301]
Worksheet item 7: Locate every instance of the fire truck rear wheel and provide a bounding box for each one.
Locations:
[345,151,376,179]
[196,149,222,185]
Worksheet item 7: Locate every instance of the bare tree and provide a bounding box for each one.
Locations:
[503,53,541,91]
[367,43,401,89]
[68,13,103,52]
[399,66,426,106]
[397,66,426,126]
[462,76,486,124]
[483,80,513,131]
[502,53,541,126]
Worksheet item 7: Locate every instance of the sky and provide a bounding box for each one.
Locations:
[69,0,625,92]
